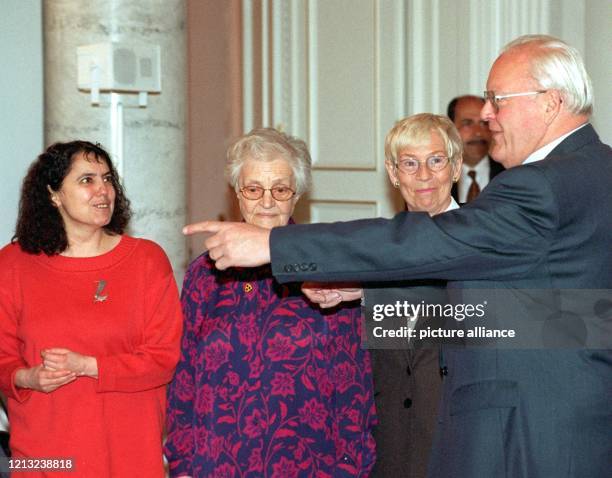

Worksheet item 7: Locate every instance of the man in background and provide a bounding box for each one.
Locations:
[447,95,504,202]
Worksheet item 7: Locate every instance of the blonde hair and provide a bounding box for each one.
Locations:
[385,113,463,165]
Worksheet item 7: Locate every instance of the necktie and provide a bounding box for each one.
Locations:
[466,170,480,202]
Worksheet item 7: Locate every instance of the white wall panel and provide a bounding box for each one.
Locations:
[406,0,441,113]
[311,202,378,223]
[242,0,255,132]
[583,0,611,145]
[310,0,376,169]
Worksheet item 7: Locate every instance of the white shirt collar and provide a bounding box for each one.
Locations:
[462,157,490,177]
[445,197,460,212]
[523,123,588,165]
[459,157,491,202]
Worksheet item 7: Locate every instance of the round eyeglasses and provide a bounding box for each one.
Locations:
[239,185,296,201]
[394,155,450,175]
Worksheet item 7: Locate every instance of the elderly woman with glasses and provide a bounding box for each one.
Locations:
[305,113,463,478]
[165,128,376,478]
[371,113,462,478]
[384,113,462,215]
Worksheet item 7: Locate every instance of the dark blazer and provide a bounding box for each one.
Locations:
[270,124,612,477]
[365,283,446,478]
[451,156,505,202]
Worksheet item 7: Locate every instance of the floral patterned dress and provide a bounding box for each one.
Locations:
[165,253,376,478]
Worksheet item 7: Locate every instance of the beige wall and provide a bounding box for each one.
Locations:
[186,0,242,261]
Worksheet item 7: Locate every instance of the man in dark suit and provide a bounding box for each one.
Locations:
[187,35,612,477]
[447,95,504,202]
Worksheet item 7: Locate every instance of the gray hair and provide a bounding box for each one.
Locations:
[225,127,312,195]
[385,113,463,165]
[503,34,593,116]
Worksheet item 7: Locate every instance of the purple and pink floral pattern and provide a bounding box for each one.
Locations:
[165,254,376,477]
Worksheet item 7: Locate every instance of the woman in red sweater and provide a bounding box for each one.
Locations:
[0,141,183,477]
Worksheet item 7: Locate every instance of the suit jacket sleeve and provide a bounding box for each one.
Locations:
[271,164,558,283]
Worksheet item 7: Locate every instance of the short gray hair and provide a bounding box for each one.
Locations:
[385,113,463,165]
[225,127,312,195]
[503,34,593,116]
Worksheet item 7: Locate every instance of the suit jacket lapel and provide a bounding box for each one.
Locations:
[546,123,599,158]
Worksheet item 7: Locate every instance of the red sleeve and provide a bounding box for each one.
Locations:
[95,242,183,393]
[0,246,32,402]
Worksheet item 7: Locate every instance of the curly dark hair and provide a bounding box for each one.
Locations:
[13,141,132,255]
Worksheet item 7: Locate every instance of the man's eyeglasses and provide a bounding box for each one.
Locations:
[239,185,296,201]
[394,155,450,175]
[483,90,547,112]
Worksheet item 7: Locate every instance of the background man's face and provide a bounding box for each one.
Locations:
[453,97,491,167]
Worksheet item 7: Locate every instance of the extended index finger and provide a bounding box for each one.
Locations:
[182,221,225,236]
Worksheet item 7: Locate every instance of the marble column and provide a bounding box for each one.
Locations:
[44,0,188,278]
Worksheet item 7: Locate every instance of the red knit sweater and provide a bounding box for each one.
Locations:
[0,236,183,477]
